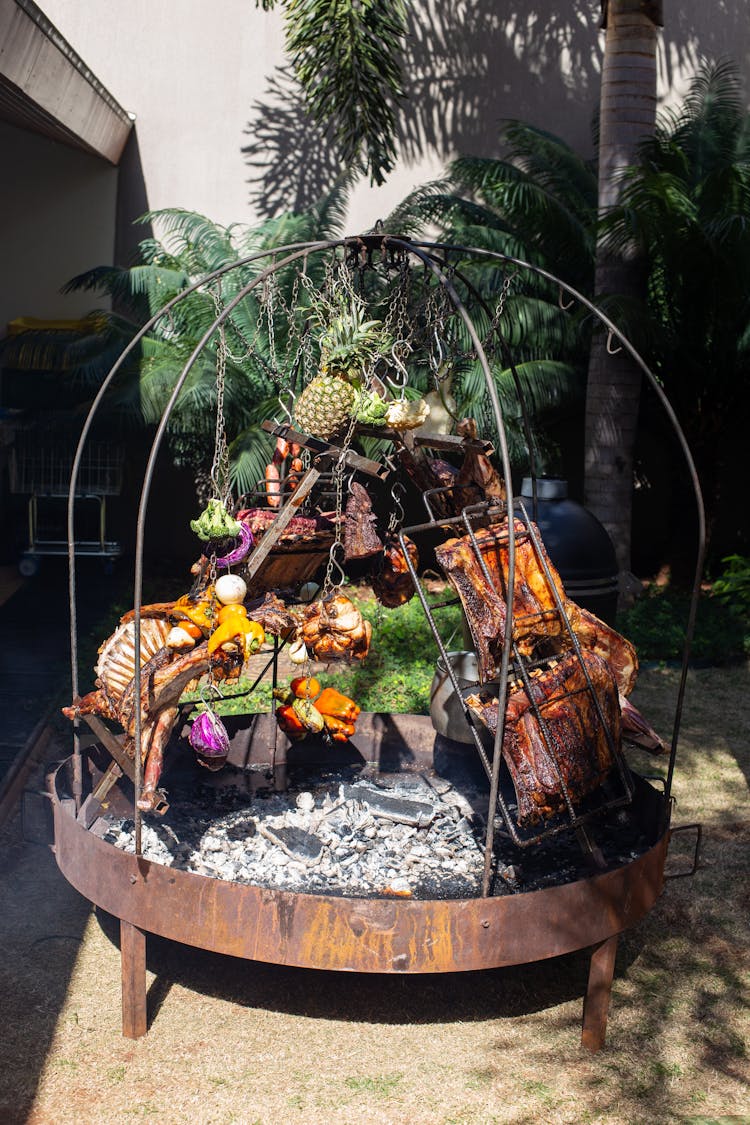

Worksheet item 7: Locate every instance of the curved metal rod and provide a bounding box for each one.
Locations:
[131,244,327,849]
[68,232,704,858]
[389,238,516,896]
[407,238,706,810]
[64,237,367,823]
[425,253,542,514]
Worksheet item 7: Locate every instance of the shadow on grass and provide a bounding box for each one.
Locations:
[94,905,646,1030]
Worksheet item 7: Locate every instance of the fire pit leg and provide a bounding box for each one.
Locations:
[581,934,618,1052]
[121,919,147,1039]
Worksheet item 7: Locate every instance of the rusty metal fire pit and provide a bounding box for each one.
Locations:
[50,713,679,1050]
[53,235,706,1053]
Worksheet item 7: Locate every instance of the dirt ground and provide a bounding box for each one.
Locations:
[1,662,748,1125]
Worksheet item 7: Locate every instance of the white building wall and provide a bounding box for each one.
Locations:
[33,2,750,240]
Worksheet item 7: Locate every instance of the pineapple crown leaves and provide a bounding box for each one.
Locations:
[311,291,394,378]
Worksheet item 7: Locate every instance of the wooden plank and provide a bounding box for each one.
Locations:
[81,715,135,781]
[261,421,388,479]
[0,719,53,829]
[77,760,124,829]
[242,466,321,583]
[80,714,169,816]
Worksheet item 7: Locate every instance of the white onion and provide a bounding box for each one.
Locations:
[215,574,247,605]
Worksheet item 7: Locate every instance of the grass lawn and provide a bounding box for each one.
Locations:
[5,579,748,1124]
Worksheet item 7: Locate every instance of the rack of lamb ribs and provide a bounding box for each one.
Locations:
[435,514,660,827]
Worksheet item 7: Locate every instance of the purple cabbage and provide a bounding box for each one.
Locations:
[189,709,230,762]
[216,522,254,569]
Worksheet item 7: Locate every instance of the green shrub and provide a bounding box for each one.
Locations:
[617,586,749,664]
[711,555,750,619]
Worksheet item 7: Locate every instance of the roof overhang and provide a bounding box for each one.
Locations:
[0,0,133,163]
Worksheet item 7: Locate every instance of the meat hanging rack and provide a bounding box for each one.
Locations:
[52,233,703,1049]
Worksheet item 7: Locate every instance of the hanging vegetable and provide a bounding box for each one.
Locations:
[170,587,217,633]
[314,687,360,723]
[291,697,325,733]
[321,714,357,742]
[290,676,321,699]
[275,703,308,741]
[385,399,431,430]
[207,606,265,659]
[354,388,390,425]
[215,574,247,605]
[190,499,241,542]
[215,523,254,569]
[189,709,230,770]
[288,638,309,665]
[273,679,361,744]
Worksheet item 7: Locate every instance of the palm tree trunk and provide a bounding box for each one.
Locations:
[584,0,661,580]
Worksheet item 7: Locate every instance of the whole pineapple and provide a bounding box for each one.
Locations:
[294,298,389,440]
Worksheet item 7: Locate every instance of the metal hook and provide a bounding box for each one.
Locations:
[606,330,623,356]
[275,389,293,425]
[558,286,574,312]
[386,342,410,401]
[390,480,405,525]
[198,680,224,708]
[329,546,347,590]
[430,326,445,372]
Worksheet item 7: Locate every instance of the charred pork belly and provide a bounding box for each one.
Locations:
[466,650,620,825]
[435,517,637,694]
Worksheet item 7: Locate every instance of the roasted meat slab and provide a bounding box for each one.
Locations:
[466,650,620,825]
[435,518,637,694]
[63,616,240,811]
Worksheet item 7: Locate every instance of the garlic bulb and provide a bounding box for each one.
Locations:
[385,398,431,430]
[288,639,308,665]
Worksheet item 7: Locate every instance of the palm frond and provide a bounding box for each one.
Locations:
[283,0,407,186]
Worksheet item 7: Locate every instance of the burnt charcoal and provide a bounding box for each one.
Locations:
[226,819,257,841]
[341,783,436,826]
[270,826,324,861]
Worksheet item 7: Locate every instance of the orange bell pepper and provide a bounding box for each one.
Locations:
[314,688,360,723]
[207,617,264,659]
[322,714,357,742]
[276,704,307,741]
[217,603,248,625]
[173,586,217,632]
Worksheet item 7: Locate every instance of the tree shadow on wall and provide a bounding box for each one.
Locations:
[242,67,345,217]
[243,0,747,220]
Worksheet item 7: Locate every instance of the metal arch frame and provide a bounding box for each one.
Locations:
[66,233,704,856]
[404,239,705,815]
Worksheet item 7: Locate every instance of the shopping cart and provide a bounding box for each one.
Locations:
[9,426,124,575]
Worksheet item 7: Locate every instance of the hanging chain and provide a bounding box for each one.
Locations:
[484,271,517,351]
[209,286,232,510]
[387,481,406,535]
[321,412,357,597]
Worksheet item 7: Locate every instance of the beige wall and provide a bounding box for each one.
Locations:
[0,121,117,328]
[36,2,750,241]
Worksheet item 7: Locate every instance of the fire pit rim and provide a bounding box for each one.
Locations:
[51,754,671,976]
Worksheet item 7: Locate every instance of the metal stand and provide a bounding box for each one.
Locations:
[120,919,148,1039]
[581,934,619,1051]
